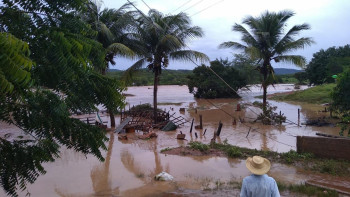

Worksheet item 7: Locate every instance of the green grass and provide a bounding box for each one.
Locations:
[277,182,339,197]
[189,141,210,152]
[183,141,350,177]
[271,83,336,104]
[160,147,173,153]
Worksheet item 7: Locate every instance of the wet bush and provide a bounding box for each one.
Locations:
[253,101,286,125]
[277,182,339,197]
[317,160,338,175]
[189,142,209,152]
[226,147,242,158]
[281,150,314,164]
[130,103,153,111]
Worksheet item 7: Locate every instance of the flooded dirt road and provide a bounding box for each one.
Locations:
[0,85,346,196]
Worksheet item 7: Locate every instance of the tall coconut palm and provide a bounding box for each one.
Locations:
[124,9,209,123]
[82,1,137,127]
[219,10,314,112]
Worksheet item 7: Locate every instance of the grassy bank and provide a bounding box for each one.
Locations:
[270,83,336,104]
[277,182,338,197]
[197,179,338,197]
[162,141,342,196]
[162,141,350,177]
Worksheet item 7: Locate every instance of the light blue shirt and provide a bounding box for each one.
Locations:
[240,174,280,197]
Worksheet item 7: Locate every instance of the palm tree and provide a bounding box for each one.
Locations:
[124,10,209,123]
[82,1,137,127]
[219,10,313,112]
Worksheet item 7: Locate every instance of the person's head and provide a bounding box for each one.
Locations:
[245,156,271,175]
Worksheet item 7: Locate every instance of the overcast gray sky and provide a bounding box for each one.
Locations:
[103,0,350,70]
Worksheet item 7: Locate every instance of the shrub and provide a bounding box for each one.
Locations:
[189,142,209,152]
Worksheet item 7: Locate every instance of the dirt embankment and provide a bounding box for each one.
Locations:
[162,146,226,157]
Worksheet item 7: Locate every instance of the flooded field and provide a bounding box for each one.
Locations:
[0,85,346,197]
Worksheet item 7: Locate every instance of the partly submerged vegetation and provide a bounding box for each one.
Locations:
[187,59,247,98]
[1,0,349,195]
[162,141,350,177]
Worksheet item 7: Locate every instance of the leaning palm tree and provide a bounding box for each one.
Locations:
[219,10,313,112]
[82,1,137,127]
[124,9,209,123]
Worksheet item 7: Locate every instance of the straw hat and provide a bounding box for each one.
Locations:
[246,156,271,175]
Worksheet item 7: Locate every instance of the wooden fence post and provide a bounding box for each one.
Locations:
[216,121,223,136]
[190,118,194,133]
[298,108,300,126]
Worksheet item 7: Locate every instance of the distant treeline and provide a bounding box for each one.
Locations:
[107,69,192,86]
[107,68,301,86]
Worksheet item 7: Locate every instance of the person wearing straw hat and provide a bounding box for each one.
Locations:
[240,156,280,197]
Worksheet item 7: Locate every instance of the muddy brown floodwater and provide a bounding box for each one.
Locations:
[0,85,347,197]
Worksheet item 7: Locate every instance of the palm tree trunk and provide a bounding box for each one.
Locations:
[109,109,116,128]
[262,65,268,114]
[262,83,267,113]
[153,69,159,124]
[101,64,115,128]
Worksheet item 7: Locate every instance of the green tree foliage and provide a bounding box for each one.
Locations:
[0,33,33,93]
[80,1,135,127]
[123,9,209,122]
[108,69,192,86]
[81,1,136,74]
[294,72,308,84]
[0,0,125,196]
[306,45,350,85]
[187,60,246,98]
[219,10,313,111]
[231,54,260,84]
[331,69,350,137]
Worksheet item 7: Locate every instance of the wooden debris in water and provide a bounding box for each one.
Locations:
[176,133,186,140]
[138,132,157,139]
[118,134,127,140]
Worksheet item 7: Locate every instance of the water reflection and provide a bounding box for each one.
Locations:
[90,132,118,196]
[1,85,346,197]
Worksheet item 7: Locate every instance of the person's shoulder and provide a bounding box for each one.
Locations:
[243,174,255,181]
[266,175,277,182]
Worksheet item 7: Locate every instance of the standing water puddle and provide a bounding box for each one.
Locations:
[0,85,348,196]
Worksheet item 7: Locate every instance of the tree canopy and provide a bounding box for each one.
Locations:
[332,68,350,137]
[306,45,350,85]
[219,10,313,110]
[123,9,208,122]
[0,0,125,196]
[187,60,246,98]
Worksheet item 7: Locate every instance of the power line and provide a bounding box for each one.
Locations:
[190,0,224,17]
[128,0,296,148]
[170,0,194,14]
[182,0,204,12]
[205,99,296,148]
[140,0,152,10]
[135,0,296,129]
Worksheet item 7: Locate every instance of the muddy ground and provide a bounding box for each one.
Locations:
[1,85,348,197]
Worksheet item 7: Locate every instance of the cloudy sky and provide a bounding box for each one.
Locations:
[103,0,350,70]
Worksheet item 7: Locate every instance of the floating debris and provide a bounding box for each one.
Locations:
[162,121,177,131]
[155,172,174,181]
